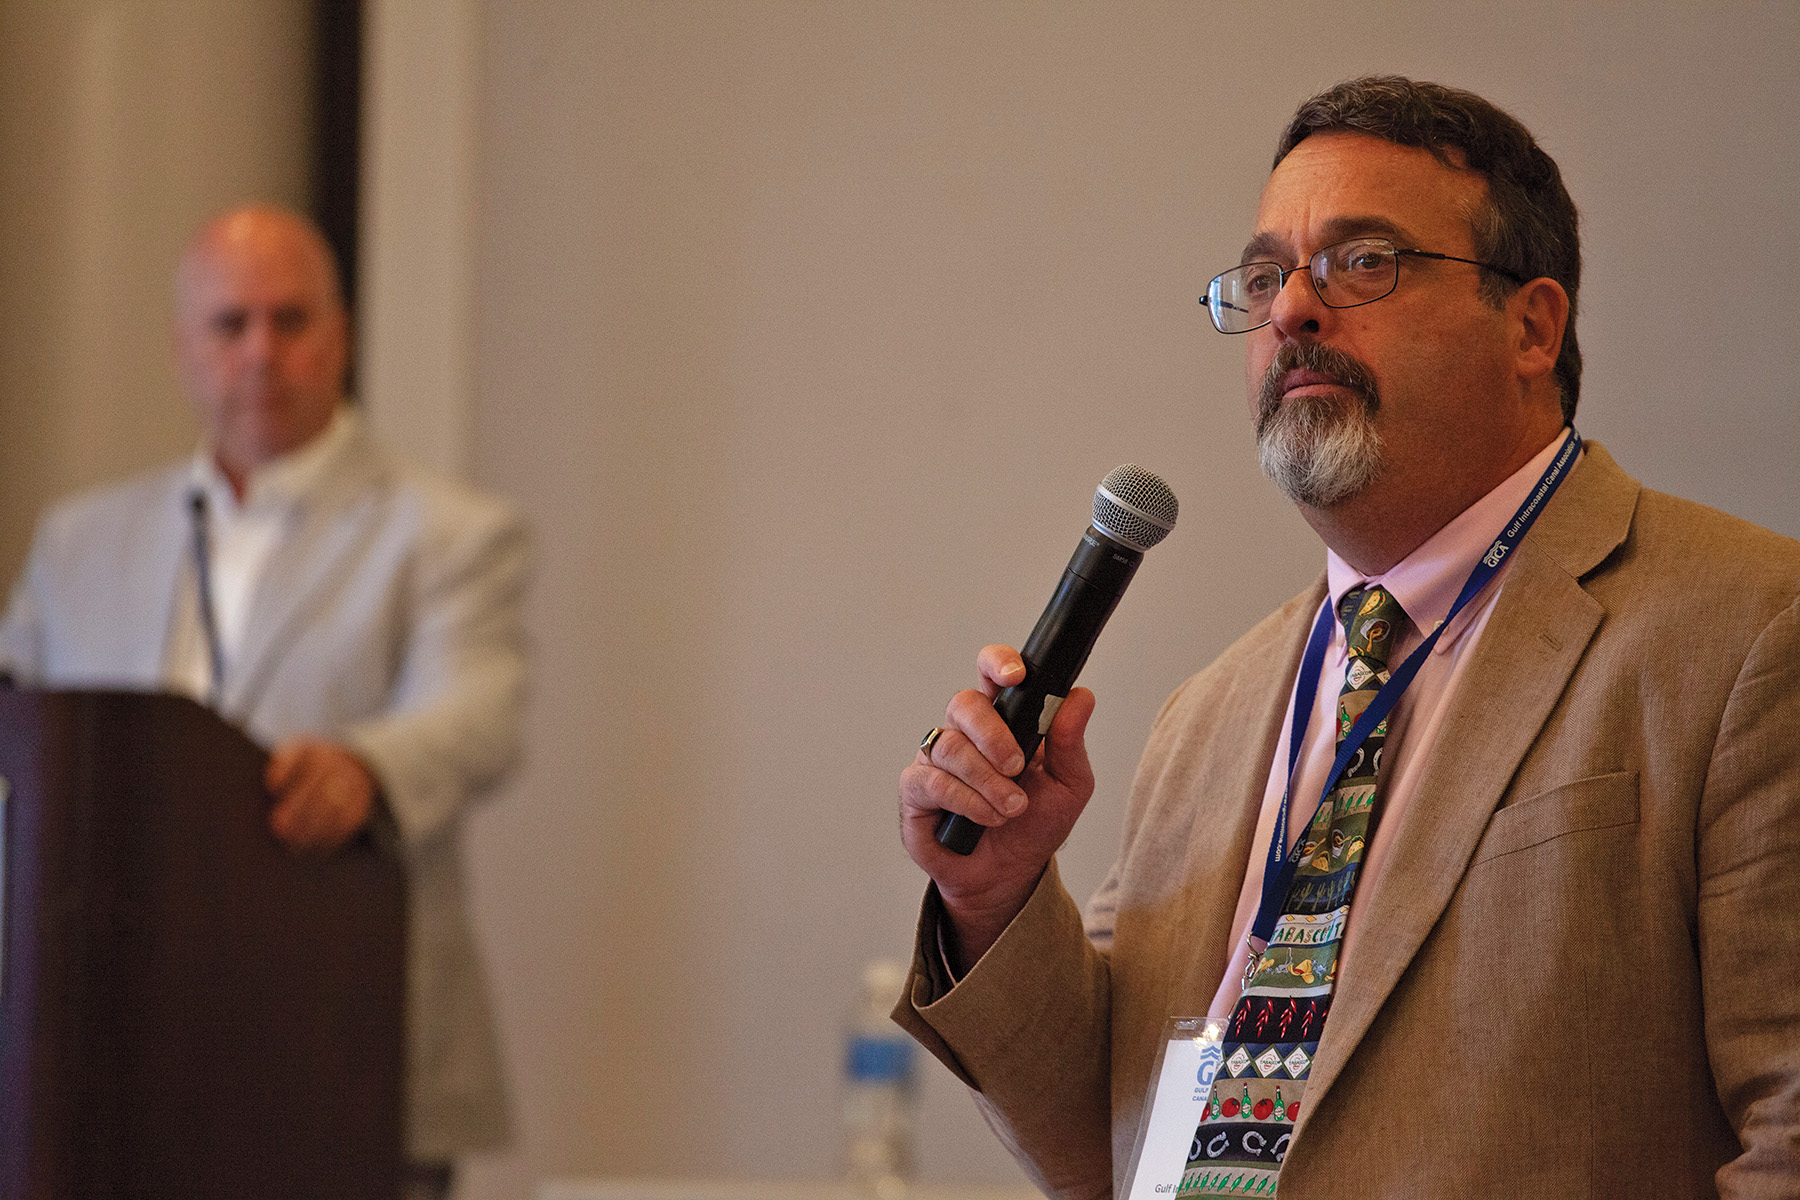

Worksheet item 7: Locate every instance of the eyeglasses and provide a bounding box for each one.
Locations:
[1201,237,1526,334]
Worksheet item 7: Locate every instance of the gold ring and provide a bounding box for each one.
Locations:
[919,726,946,757]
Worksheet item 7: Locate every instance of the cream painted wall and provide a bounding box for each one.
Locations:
[4,0,1790,1194]
[456,3,1798,1196]
[361,0,481,478]
[0,0,313,582]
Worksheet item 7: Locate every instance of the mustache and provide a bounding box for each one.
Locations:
[1256,342,1381,434]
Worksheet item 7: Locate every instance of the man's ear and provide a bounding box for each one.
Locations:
[1510,276,1568,387]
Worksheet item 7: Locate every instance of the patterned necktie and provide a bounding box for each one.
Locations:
[1181,585,1407,1197]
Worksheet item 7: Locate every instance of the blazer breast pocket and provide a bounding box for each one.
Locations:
[1472,770,1640,865]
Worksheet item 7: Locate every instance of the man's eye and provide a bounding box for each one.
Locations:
[1242,267,1281,296]
[272,307,309,335]
[211,313,248,338]
[1344,249,1389,273]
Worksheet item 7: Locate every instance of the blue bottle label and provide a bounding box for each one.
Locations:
[846,1035,914,1083]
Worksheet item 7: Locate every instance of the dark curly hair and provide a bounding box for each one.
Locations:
[1276,77,1582,421]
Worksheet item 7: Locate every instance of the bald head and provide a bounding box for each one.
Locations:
[174,204,350,494]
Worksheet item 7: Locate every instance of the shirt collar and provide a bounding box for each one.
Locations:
[1325,427,1575,640]
[189,405,356,515]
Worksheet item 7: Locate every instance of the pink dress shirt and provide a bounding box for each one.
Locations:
[1205,429,1576,1019]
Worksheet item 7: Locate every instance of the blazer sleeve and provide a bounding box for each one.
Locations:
[343,492,531,850]
[0,539,47,683]
[893,859,1114,1200]
[1700,592,1800,1195]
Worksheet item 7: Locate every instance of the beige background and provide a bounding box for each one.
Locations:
[0,0,313,580]
[461,5,1799,1194]
[1,2,1797,1196]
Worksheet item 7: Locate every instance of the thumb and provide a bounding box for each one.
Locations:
[1038,687,1096,793]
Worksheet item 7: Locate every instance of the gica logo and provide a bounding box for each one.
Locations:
[1197,1043,1223,1091]
[1482,541,1509,568]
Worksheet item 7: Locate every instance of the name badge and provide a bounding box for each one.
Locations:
[1120,1016,1226,1198]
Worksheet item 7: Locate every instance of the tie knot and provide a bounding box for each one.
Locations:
[1338,585,1407,669]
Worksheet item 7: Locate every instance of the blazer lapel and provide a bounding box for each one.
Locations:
[135,471,195,682]
[1296,440,1642,1119]
[1169,581,1330,1011]
[222,427,389,719]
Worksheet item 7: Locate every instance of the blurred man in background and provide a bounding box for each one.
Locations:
[0,204,525,1198]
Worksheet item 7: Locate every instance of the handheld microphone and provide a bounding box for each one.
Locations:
[933,464,1178,855]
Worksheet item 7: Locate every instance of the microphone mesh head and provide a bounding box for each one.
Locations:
[1093,464,1178,552]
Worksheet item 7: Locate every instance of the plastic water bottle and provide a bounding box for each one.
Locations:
[843,960,916,1196]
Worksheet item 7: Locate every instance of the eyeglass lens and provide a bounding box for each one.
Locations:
[1205,238,1401,334]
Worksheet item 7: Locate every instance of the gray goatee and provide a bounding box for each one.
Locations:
[1255,342,1385,508]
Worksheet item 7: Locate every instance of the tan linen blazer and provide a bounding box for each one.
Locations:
[0,417,524,1161]
[897,442,1800,1198]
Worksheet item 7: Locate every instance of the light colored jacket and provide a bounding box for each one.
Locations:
[0,417,526,1160]
[897,442,1800,1198]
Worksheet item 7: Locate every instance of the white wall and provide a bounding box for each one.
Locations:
[361,0,481,477]
[455,3,1799,1196]
[0,0,313,581]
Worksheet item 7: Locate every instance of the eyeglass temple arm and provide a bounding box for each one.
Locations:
[1395,248,1527,285]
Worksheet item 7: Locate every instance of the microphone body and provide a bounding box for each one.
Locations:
[933,466,1175,855]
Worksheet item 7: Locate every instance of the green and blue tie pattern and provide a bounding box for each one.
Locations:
[1180,586,1407,1196]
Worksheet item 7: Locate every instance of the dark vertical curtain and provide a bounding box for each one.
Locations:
[311,0,362,332]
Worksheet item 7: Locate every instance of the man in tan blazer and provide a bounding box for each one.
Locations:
[896,78,1800,1197]
[0,206,521,1196]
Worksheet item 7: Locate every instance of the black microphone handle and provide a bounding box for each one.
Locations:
[933,527,1141,855]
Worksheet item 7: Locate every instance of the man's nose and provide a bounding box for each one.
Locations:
[240,316,277,365]
[1267,265,1328,341]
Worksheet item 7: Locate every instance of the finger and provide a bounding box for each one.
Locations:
[275,791,342,852]
[270,768,324,842]
[270,768,336,849]
[311,758,375,848]
[300,800,356,852]
[279,746,376,848]
[899,760,997,832]
[944,687,1027,777]
[900,748,1028,835]
[269,741,330,800]
[265,741,304,792]
[922,727,1030,822]
[974,644,1027,700]
[268,788,309,847]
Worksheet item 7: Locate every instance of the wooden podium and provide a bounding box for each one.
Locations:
[0,690,405,1199]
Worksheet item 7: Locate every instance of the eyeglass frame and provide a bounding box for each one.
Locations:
[1200,236,1529,335]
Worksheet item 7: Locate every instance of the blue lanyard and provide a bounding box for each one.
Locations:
[1248,428,1582,946]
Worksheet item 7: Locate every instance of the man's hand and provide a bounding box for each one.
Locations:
[265,737,378,853]
[899,644,1097,974]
